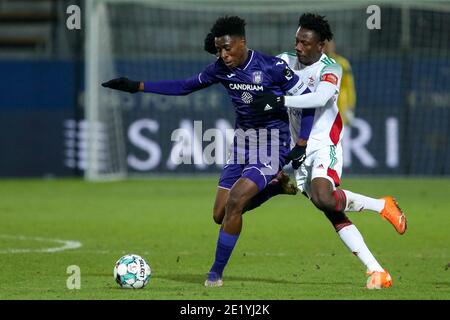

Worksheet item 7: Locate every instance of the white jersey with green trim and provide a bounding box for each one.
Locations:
[277,52,344,152]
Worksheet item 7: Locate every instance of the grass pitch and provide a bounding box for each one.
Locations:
[0,177,449,300]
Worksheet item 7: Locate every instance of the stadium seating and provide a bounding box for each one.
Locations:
[0,0,57,57]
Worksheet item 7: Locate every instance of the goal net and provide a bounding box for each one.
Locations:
[85,0,450,180]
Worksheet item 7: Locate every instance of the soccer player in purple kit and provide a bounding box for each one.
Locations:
[102,16,311,287]
[203,31,300,223]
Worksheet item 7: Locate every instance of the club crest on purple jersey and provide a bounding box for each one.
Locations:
[252,71,263,84]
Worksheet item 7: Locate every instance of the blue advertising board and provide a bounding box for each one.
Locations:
[0,58,448,177]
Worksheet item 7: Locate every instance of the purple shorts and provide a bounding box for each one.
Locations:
[218,133,289,191]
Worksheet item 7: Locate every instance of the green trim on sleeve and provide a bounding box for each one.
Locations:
[320,62,343,78]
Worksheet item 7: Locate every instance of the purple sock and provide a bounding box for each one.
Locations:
[210,229,240,277]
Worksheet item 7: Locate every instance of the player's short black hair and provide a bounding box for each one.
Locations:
[298,13,333,42]
[204,32,217,55]
[211,16,246,38]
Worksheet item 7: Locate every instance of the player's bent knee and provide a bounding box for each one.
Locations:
[225,193,246,215]
[311,191,334,212]
[212,210,224,225]
[213,198,227,225]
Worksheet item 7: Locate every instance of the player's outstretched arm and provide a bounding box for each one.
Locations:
[102,72,215,96]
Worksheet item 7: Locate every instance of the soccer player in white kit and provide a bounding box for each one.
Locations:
[251,13,407,289]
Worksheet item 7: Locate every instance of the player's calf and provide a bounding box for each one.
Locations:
[241,171,297,214]
[323,211,352,232]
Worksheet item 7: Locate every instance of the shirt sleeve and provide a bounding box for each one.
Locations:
[319,63,342,90]
[284,81,337,109]
[284,63,342,109]
[268,57,308,95]
[143,62,218,95]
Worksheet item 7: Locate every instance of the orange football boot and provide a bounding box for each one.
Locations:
[366,269,393,289]
[381,196,407,235]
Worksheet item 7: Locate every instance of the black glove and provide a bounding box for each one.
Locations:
[101,77,140,93]
[286,144,306,170]
[250,93,285,115]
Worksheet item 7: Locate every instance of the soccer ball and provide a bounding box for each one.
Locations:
[114,254,151,289]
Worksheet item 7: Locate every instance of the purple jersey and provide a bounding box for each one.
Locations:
[141,50,309,191]
[198,50,302,132]
[144,50,307,135]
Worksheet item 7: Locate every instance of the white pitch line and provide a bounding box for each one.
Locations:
[0,234,82,254]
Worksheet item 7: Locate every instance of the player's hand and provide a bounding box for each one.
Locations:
[101,77,140,93]
[250,93,285,115]
[286,144,306,170]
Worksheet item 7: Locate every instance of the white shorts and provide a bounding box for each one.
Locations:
[295,143,343,197]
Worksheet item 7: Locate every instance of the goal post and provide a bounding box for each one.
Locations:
[85,0,127,181]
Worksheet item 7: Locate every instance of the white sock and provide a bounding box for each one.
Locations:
[342,190,385,213]
[337,224,384,272]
